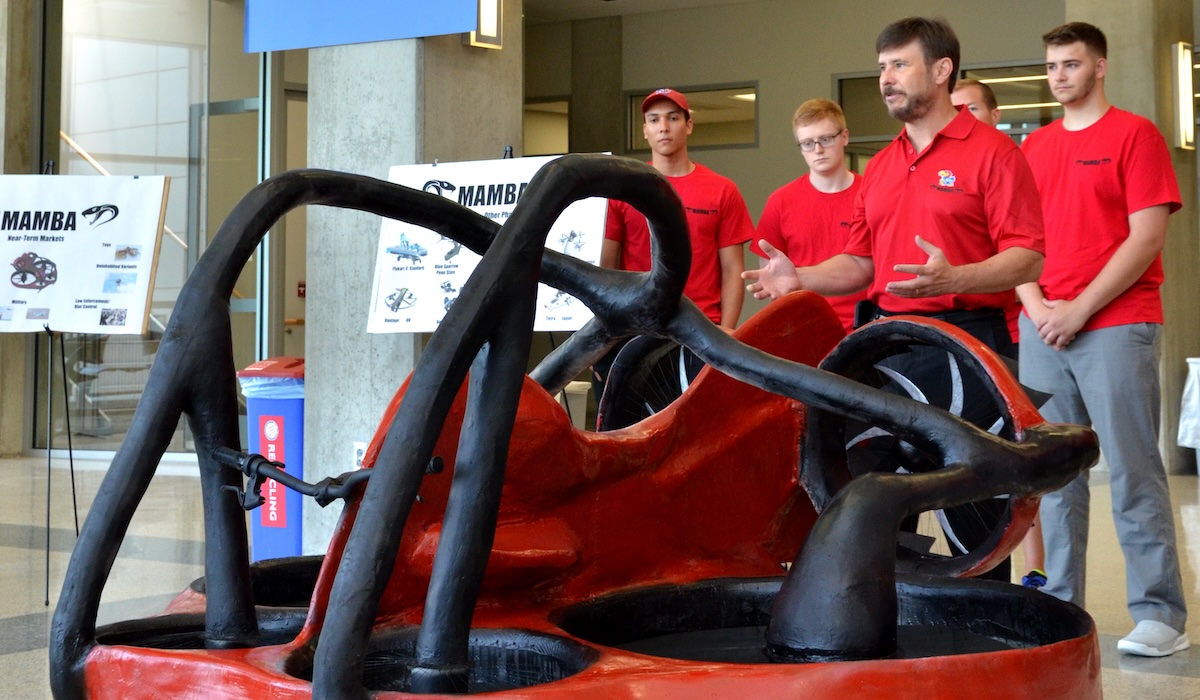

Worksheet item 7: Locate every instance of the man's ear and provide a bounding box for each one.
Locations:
[934,56,954,87]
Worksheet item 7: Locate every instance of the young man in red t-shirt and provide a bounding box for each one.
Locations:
[1018,22,1188,657]
[595,89,755,396]
[602,88,754,329]
[752,98,866,334]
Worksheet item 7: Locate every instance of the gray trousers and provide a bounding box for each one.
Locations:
[1019,316,1186,630]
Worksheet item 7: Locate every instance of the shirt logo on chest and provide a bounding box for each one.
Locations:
[936,169,957,187]
[1075,158,1112,166]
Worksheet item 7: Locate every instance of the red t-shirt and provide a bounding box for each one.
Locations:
[752,173,868,332]
[1020,107,1181,331]
[845,106,1045,314]
[605,163,755,323]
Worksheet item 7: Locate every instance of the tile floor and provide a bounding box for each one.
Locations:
[6,454,1200,698]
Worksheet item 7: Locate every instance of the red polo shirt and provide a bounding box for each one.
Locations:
[605,163,755,323]
[845,106,1044,314]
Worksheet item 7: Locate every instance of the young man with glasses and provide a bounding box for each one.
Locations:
[751,98,866,333]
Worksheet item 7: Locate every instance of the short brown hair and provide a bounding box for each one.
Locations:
[876,17,960,93]
[1043,22,1107,58]
[953,79,997,111]
[792,98,847,131]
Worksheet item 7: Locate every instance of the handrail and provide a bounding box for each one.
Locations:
[59,131,188,251]
[59,130,247,305]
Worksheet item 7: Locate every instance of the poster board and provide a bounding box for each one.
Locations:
[367,156,605,334]
[0,175,169,335]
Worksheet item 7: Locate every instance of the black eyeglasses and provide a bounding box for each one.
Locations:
[798,130,846,152]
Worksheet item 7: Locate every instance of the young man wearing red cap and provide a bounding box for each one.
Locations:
[602,88,755,332]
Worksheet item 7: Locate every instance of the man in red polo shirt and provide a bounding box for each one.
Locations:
[744,18,1043,348]
[744,16,1045,582]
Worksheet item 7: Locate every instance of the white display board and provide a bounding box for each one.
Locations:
[367,156,605,334]
[0,175,168,335]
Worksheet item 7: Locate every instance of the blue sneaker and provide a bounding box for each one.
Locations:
[1021,569,1047,589]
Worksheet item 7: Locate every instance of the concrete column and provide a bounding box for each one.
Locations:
[569,17,623,155]
[0,0,39,456]
[303,0,523,551]
[1063,0,1198,474]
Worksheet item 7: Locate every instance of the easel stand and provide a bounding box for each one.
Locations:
[43,325,80,606]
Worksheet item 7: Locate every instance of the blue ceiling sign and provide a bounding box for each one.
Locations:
[245,0,478,53]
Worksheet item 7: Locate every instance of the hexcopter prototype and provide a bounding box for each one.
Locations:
[50,155,1102,699]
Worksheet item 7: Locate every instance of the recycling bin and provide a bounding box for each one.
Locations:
[237,356,305,562]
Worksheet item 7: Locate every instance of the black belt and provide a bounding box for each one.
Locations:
[871,305,1005,326]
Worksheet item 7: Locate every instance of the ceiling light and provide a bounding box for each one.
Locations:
[977,75,1048,84]
[997,102,1060,110]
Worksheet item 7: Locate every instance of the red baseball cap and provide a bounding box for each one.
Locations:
[641,88,690,115]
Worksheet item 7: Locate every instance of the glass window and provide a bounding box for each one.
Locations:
[43,0,288,454]
[626,84,758,152]
[836,63,1064,172]
[44,0,211,452]
[961,65,1063,141]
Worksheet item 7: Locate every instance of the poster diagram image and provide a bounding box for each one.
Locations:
[441,281,459,312]
[385,287,417,312]
[559,230,585,255]
[0,306,12,321]
[100,308,127,326]
[10,251,58,290]
[114,245,141,261]
[102,272,138,293]
[26,307,50,320]
[386,233,427,263]
[439,235,462,261]
[544,290,575,311]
